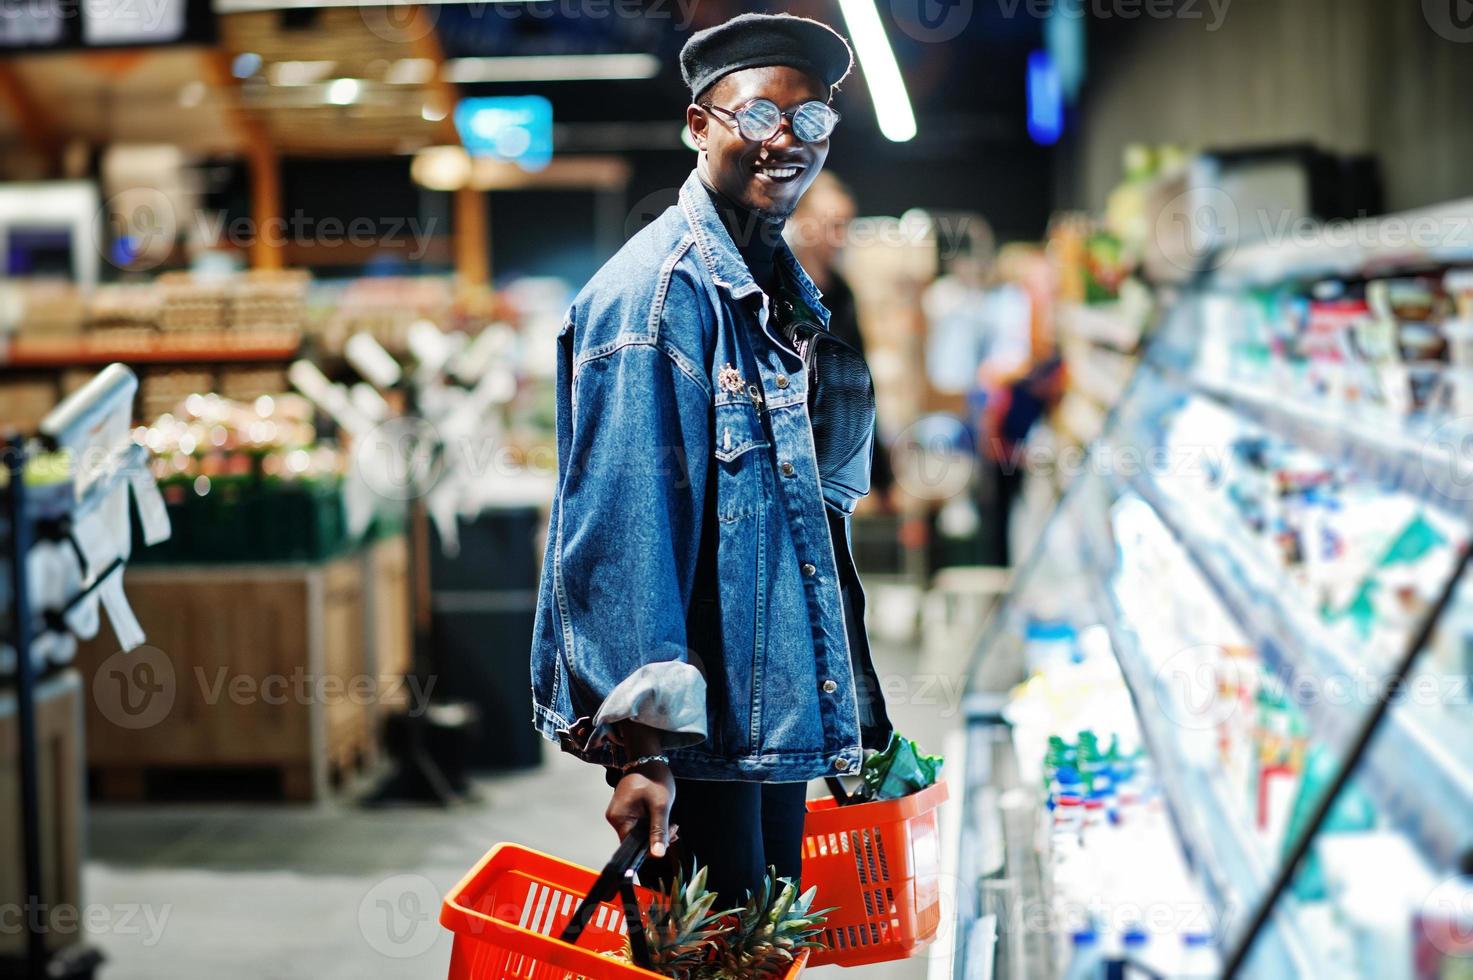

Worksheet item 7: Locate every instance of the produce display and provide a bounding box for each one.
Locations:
[130,391,364,563]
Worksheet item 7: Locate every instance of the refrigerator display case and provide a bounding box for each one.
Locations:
[949,201,1473,980]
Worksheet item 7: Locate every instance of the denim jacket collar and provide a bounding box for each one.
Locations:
[677,169,831,328]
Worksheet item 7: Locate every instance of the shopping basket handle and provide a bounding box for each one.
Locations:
[825,776,856,805]
[558,817,653,969]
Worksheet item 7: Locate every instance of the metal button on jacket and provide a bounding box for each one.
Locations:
[833,757,848,771]
[780,461,795,476]
[776,374,789,389]
[801,562,816,576]
[821,679,838,694]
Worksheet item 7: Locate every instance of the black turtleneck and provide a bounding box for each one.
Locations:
[701,179,785,296]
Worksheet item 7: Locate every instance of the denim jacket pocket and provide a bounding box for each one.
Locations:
[713,401,768,523]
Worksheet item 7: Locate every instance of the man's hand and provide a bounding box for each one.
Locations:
[606,761,676,858]
[605,721,676,858]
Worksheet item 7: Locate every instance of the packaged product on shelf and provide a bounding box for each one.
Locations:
[1413,873,1473,980]
[14,281,85,337]
[1441,270,1473,415]
[1314,833,1439,979]
[87,283,160,349]
[1215,645,1259,801]
[1301,290,1371,404]
[1083,230,1127,304]
[157,272,229,333]
[1371,276,1451,415]
[1249,681,1307,853]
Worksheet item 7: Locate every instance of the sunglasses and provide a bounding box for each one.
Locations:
[698,98,841,144]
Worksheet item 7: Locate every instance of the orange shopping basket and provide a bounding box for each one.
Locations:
[441,825,807,980]
[801,779,949,967]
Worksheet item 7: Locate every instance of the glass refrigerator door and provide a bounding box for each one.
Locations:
[1231,569,1473,980]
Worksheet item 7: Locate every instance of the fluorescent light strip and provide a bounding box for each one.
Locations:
[385,58,437,86]
[443,54,659,84]
[836,0,917,142]
[269,60,337,87]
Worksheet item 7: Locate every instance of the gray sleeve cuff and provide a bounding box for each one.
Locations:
[590,660,708,752]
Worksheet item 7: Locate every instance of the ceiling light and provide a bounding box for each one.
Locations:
[836,0,917,142]
[270,60,336,86]
[386,58,436,85]
[443,53,659,83]
[218,0,519,9]
[326,78,361,106]
[231,52,262,79]
[411,146,472,191]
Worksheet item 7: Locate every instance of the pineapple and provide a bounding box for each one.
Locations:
[701,869,833,980]
[564,864,831,980]
[640,865,740,979]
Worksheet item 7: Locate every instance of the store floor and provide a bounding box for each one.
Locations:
[83,580,981,980]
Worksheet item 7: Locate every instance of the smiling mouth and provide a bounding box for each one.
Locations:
[754,163,805,184]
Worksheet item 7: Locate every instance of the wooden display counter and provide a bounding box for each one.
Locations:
[0,671,84,959]
[74,537,409,802]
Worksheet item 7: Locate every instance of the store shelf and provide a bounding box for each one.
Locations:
[1084,547,1313,978]
[1,332,302,369]
[1122,466,1473,871]
[1212,198,1473,288]
[1059,302,1146,352]
[1065,342,1136,407]
[1187,374,1473,511]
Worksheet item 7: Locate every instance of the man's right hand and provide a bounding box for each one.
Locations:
[605,721,676,858]
[606,760,676,858]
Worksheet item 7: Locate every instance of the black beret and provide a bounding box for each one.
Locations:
[680,12,854,100]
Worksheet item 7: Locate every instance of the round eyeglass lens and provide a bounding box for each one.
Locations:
[792,102,838,143]
[735,99,782,141]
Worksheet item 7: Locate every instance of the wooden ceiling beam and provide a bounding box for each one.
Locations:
[0,63,61,173]
[201,48,282,269]
[406,4,460,147]
[199,48,272,149]
[406,4,490,287]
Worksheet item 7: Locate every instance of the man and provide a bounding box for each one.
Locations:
[529,12,892,901]
[787,171,896,507]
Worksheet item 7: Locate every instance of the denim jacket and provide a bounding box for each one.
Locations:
[530,169,890,782]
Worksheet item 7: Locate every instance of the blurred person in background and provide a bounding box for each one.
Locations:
[923,236,1055,567]
[787,171,897,509]
[974,245,1062,566]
